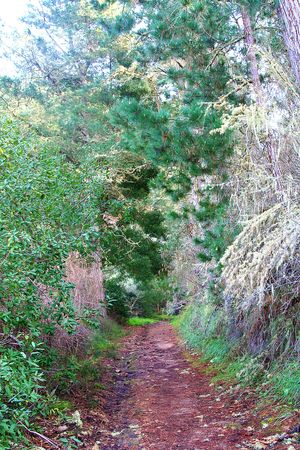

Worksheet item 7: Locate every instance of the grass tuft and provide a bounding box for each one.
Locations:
[127,314,171,326]
[127,317,159,326]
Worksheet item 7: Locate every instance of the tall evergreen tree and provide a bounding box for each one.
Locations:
[110,0,239,270]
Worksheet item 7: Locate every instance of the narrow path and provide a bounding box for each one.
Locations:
[99,322,299,449]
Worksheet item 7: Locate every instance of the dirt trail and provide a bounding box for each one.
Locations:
[98,322,299,450]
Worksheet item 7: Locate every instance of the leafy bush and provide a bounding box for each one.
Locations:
[0,118,100,446]
[105,277,132,318]
[138,277,172,316]
[0,349,45,447]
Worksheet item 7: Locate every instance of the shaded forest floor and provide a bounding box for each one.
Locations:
[31,322,299,449]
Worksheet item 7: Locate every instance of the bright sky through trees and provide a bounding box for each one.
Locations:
[1,0,32,27]
[0,0,38,75]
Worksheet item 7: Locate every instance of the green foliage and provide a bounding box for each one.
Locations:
[127,317,159,326]
[108,0,236,275]
[91,319,125,357]
[48,319,124,395]
[0,349,45,447]
[175,303,300,406]
[0,117,101,446]
[106,274,171,318]
[127,314,171,326]
[173,303,228,358]
[266,361,300,405]
[139,277,173,316]
[105,278,132,318]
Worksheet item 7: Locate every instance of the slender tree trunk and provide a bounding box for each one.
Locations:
[241,7,263,105]
[241,7,283,195]
[278,0,300,86]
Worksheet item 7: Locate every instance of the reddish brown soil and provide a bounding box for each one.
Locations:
[31,322,300,449]
[97,322,299,450]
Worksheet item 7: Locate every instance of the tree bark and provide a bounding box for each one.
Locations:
[241,7,283,195]
[241,7,263,105]
[278,0,300,86]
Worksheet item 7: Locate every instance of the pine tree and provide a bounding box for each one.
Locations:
[110,0,239,269]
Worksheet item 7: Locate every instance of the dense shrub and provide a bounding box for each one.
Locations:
[0,118,99,446]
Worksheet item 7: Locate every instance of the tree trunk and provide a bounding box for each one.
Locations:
[241,7,283,195]
[241,7,263,105]
[278,0,300,86]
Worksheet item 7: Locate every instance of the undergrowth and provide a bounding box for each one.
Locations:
[47,319,124,396]
[10,319,125,449]
[127,314,170,326]
[173,306,300,407]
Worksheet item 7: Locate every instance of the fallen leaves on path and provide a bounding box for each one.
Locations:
[98,322,300,449]
[30,322,300,449]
